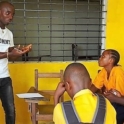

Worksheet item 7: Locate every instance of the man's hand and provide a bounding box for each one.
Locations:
[21,44,32,52]
[8,44,32,60]
[15,44,32,53]
[9,47,29,57]
[54,82,66,106]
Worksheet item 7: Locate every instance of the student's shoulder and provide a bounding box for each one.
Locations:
[53,102,66,119]
[97,68,106,75]
[54,102,63,113]
[54,101,73,113]
[113,66,124,73]
[53,102,67,124]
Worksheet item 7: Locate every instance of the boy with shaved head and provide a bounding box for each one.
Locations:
[53,63,116,124]
[0,1,31,124]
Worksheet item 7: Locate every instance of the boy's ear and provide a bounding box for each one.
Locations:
[65,82,70,90]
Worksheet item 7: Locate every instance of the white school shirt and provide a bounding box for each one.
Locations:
[0,27,14,78]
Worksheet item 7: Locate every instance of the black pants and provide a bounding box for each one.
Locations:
[0,77,15,124]
[112,103,124,124]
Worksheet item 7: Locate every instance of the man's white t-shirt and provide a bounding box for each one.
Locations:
[0,27,14,78]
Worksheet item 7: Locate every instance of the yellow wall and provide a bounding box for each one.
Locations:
[1,0,124,124]
[0,62,99,124]
[106,0,124,65]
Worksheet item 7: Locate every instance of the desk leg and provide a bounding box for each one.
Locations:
[31,103,38,124]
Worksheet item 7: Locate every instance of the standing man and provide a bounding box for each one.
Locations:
[0,1,31,124]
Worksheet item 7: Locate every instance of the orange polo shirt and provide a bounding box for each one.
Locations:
[93,66,124,96]
[53,89,116,124]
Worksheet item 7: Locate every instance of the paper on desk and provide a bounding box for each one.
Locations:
[16,93,44,98]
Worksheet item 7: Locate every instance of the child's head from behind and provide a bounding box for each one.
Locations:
[63,63,91,98]
[98,49,120,67]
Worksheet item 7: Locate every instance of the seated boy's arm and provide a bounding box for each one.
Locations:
[54,82,65,106]
[90,84,99,93]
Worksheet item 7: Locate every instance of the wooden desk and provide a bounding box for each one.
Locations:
[25,87,51,103]
[25,87,54,123]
